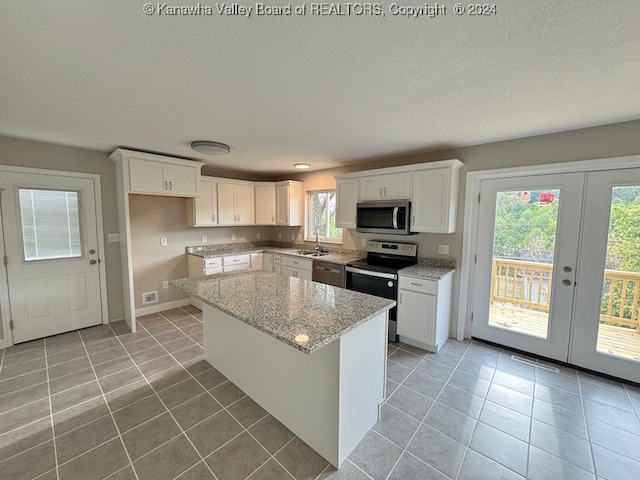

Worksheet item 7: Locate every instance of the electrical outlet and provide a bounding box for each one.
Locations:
[160,237,167,246]
[201,235,207,243]
[361,238,367,247]
[256,232,261,240]
[231,234,236,241]
[107,233,120,243]
[278,233,282,240]
[438,244,450,255]
[162,281,169,289]
[142,291,158,305]
[291,234,295,241]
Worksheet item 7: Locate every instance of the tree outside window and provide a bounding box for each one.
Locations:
[308,190,342,242]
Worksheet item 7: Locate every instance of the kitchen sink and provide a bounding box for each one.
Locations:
[295,250,328,257]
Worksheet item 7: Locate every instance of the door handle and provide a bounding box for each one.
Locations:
[384,187,387,196]
[380,187,383,197]
[169,181,172,190]
[89,259,97,265]
[563,266,573,273]
[164,181,168,190]
[562,279,572,286]
[89,249,96,254]
[212,214,216,222]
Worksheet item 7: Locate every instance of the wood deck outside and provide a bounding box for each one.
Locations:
[489,302,640,362]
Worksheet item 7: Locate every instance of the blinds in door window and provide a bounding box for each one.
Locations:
[18,189,83,261]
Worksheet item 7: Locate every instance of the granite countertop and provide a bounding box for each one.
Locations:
[188,246,363,265]
[399,264,455,280]
[171,271,395,354]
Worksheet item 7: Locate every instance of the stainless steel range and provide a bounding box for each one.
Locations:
[345,240,418,342]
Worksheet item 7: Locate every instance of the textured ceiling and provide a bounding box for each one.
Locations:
[1,1,639,174]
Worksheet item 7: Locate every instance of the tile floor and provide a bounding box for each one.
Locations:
[1,306,640,479]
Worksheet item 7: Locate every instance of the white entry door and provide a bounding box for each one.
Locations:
[0,171,104,343]
[471,173,585,361]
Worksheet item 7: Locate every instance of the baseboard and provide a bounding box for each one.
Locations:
[135,299,190,317]
[0,338,8,350]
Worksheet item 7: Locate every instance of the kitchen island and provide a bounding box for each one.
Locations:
[172,271,395,468]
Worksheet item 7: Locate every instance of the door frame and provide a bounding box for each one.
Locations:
[458,154,640,342]
[0,165,109,348]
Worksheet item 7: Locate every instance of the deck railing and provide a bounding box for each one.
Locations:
[490,258,640,332]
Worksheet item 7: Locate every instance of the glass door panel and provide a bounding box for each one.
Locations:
[596,186,640,361]
[489,189,560,339]
[472,173,584,361]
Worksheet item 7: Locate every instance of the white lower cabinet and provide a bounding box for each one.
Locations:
[281,256,313,280]
[397,272,453,352]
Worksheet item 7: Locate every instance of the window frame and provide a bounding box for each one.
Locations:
[305,189,343,244]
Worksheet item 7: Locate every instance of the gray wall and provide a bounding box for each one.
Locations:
[129,194,273,309]
[0,135,124,340]
[284,119,640,337]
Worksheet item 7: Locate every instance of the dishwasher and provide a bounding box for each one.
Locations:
[312,260,346,288]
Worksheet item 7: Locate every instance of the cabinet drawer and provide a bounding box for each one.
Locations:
[282,256,312,271]
[399,276,437,295]
[204,257,222,269]
[204,267,222,275]
[222,254,250,266]
[273,254,282,264]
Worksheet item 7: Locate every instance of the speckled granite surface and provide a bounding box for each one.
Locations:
[186,244,364,265]
[171,271,395,354]
[399,264,455,280]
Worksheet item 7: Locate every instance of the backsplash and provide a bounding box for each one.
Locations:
[417,257,456,269]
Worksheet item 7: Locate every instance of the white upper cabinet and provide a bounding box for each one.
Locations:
[123,152,203,197]
[359,172,412,201]
[335,159,463,233]
[411,161,462,233]
[187,177,217,227]
[255,183,276,225]
[275,181,303,226]
[217,181,255,226]
[335,178,358,229]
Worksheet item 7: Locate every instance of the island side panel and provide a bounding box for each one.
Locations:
[337,311,387,466]
[202,304,341,467]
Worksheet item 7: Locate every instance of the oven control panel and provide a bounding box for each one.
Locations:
[366,240,417,257]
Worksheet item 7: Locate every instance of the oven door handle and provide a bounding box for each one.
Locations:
[392,206,398,229]
[346,266,397,280]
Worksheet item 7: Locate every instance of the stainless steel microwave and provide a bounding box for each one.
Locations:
[356,200,414,235]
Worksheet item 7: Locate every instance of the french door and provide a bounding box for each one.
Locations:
[472,168,640,383]
[0,170,104,343]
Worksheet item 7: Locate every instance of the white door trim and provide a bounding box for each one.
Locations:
[457,154,640,342]
[0,165,109,348]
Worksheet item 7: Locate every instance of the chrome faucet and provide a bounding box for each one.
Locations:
[315,229,320,253]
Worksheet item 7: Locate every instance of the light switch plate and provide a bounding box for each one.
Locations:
[297,234,302,241]
[291,234,295,241]
[107,233,120,243]
[438,244,450,255]
[162,281,169,289]
[160,237,167,246]
[278,233,282,239]
[361,238,367,247]
[201,235,207,243]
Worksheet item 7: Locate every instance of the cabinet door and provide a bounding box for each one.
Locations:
[412,168,453,233]
[336,178,358,229]
[189,180,217,226]
[273,264,282,274]
[250,253,263,271]
[128,158,165,194]
[359,176,385,201]
[262,253,274,272]
[281,265,296,278]
[165,164,199,196]
[275,185,289,225]
[297,269,312,281]
[397,289,436,345]
[217,183,236,225]
[383,172,412,199]
[235,184,255,225]
[255,185,276,225]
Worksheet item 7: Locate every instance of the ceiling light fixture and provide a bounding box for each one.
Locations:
[191,141,230,155]
[294,163,311,169]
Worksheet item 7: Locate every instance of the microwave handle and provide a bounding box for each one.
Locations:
[392,206,399,229]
